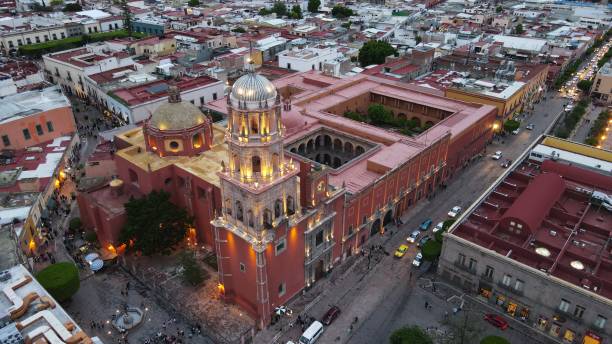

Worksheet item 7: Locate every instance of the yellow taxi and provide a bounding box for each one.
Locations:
[394,244,409,258]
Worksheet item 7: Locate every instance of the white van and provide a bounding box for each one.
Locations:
[299,321,324,344]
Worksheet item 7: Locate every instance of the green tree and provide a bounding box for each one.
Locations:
[422,240,442,261]
[367,104,393,125]
[259,7,272,15]
[271,1,287,16]
[69,217,82,231]
[232,27,246,33]
[121,0,133,36]
[307,0,320,13]
[180,252,208,286]
[481,336,511,344]
[84,231,98,243]
[50,0,63,6]
[415,35,422,44]
[331,5,353,18]
[119,190,192,256]
[503,119,520,132]
[358,40,396,67]
[289,5,302,19]
[495,5,502,13]
[36,262,80,302]
[188,0,199,6]
[62,3,81,11]
[514,23,524,35]
[389,326,433,344]
[577,79,592,93]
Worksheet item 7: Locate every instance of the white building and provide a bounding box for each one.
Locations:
[42,43,135,98]
[278,45,345,75]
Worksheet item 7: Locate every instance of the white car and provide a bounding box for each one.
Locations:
[492,151,503,160]
[512,128,520,135]
[412,252,423,267]
[433,222,445,233]
[407,230,420,244]
[448,206,462,218]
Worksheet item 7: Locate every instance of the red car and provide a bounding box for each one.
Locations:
[321,306,341,326]
[484,314,509,330]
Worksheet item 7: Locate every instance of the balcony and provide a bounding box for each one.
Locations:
[453,261,477,275]
[496,282,524,297]
[555,309,584,325]
[480,273,494,283]
[305,240,335,266]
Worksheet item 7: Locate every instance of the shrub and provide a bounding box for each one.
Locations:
[481,336,510,344]
[503,119,520,133]
[36,262,80,302]
[180,252,208,286]
[390,326,433,344]
[84,231,97,243]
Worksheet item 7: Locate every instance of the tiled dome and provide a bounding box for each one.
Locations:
[229,72,277,108]
[149,86,207,130]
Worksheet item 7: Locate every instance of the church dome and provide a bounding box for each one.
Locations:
[230,72,277,108]
[149,86,207,131]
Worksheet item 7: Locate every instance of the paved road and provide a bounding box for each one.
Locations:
[315,93,566,344]
[572,105,605,144]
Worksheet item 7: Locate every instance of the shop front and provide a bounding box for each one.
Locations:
[582,331,602,344]
[493,292,531,322]
[478,281,493,301]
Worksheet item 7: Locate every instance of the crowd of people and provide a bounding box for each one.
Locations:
[141,318,204,344]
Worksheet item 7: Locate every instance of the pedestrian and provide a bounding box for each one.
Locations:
[424,301,429,309]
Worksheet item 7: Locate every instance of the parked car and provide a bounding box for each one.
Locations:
[565,104,574,112]
[484,314,509,330]
[394,244,409,258]
[448,206,462,218]
[407,230,420,243]
[511,128,520,135]
[412,252,423,267]
[417,235,431,248]
[526,123,535,130]
[501,159,512,168]
[433,222,445,233]
[321,306,341,326]
[419,218,433,231]
[492,151,503,160]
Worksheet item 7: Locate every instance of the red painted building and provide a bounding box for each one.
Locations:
[78,71,496,327]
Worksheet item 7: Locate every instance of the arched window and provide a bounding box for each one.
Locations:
[247,209,254,227]
[287,196,295,215]
[263,209,272,228]
[129,169,138,185]
[274,199,283,218]
[252,156,261,174]
[235,201,243,222]
[233,154,240,173]
[192,133,203,149]
[225,199,232,215]
[272,153,279,173]
[250,115,259,134]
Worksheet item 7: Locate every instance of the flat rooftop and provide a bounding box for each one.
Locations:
[0,86,70,124]
[0,265,103,343]
[451,141,612,299]
[111,75,220,106]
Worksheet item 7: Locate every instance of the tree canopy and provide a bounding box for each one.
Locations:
[180,252,208,286]
[331,5,353,18]
[62,3,82,11]
[514,23,524,35]
[289,5,302,19]
[422,240,442,261]
[187,0,199,6]
[119,190,192,256]
[577,79,592,93]
[36,262,80,302]
[503,119,520,132]
[390,326,433,344]
[307,0,320,13]
[495,5,502,13]
[358,40,396,67]
[481,336,511,344]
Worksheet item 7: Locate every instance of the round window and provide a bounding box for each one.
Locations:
[169,141,179,150]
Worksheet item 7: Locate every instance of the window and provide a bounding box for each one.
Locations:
[199,96,204,105]
[17,39,22,46]
[484,266,494,278]
[190,100,195,104]
[278,282,286,297]
[559,299,570,312]
[457,253,466,266]
[1,135,10,147]
[35,124,43,136]
[94,27,98,32]
[88,27,92,33]
[52,34,57,40]
[595,315,607,329]
[315,231,324,246]
[164,177,172,186]
[468,258,477,271]
[502,274,512,286]
[287,63,291,69]
[197,187,206,199]
[213,93,218,100]
[362,216,367,225]
[573,305,585,319]
[115,23,119,29]
[35,36,40,43]
[46,121,54,132]
[275,238,286,256]
[22,129,31,140]
[26,38,31,44]
[60,32,65,39]
[8,41,13,48]
[239,263,245,272]
[514,279,524,292]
